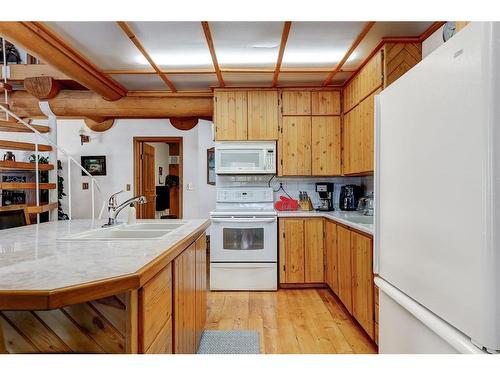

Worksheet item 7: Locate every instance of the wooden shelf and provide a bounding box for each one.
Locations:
[26,202,58,214]
[0,120,50,133]
[0,140,52,152]
[0,182,56,190]
[0,160,54,171]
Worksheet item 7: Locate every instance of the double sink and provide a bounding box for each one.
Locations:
[59,222,186,241]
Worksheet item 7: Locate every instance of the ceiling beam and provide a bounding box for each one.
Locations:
[272,21,292,87]
[116,21,177,92]
[322,21,376,86]
[419,21,446,42]
[0,22,126,100]
[9,90,212,118]
[201,22,225,87]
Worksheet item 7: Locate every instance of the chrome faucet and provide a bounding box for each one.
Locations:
[103,190,147,227]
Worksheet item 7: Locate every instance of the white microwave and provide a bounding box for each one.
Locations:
[215,141,276,174]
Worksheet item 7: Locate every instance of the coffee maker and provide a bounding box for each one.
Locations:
[315,182,334,211]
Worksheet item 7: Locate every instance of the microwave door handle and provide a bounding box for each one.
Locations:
[211,218,277,223]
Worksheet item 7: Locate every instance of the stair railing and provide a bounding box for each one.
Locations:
[0,103,106,222]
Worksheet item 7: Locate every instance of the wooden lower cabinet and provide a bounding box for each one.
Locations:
[174,233,207,354]
[325,220,339,294]
[337,225,353,313]
[304,218,324,283]
[279,218,324,284]
[326,221,376,342]
[351,231,374,339]
[140,264,173,353]
[0,232,208,354]
[195,234,207,345]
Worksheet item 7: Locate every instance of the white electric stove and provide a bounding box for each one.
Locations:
[209,187,277,291]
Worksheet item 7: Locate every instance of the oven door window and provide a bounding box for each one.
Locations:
[223,227,264,250]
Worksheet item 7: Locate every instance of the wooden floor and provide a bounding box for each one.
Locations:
[205,288,377,354]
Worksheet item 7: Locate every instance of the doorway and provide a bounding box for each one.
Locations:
[133,137,183,219]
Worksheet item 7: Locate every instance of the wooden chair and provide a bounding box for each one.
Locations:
[0,204,30,230]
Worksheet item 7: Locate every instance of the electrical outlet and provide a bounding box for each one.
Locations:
[126,184,131,191]
[82,182,89,190]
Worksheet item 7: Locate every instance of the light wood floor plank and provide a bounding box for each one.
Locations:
[206,288,377,354]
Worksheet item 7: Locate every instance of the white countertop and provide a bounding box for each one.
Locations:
[0,219,209,291]
[276,210,373,235]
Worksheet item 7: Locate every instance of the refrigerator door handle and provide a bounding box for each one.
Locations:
[375,277,485,354]
[373,94,381,275]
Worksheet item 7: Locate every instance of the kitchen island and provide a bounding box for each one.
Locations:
[0,219,210,354]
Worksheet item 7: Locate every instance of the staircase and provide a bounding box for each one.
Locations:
[0,114,59,223]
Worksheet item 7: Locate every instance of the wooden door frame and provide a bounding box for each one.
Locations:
[133,137,183,219]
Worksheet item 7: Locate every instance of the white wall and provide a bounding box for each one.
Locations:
[52,118,215,221]
[422,25,445,58]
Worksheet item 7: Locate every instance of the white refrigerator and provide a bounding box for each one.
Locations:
[374,22,499,354]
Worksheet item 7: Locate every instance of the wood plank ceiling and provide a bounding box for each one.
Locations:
[2,21,442,94]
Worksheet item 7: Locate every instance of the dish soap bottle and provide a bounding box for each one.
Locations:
[127,203,136,225]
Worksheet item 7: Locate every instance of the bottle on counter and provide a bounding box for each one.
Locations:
[127,203,137,225]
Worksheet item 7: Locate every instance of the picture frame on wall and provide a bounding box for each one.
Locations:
[207,147,215,186]
[81,156,107,176]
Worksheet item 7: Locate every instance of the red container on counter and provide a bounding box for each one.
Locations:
[274,196,299,211]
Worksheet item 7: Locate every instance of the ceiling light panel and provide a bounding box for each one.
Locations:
[129,22,213,69]
[282,22,366,69]
[210,22,284,68]
[169,74,219,91]
[343,22,433,69]
[110,74,167,90]
[47,22,140,70]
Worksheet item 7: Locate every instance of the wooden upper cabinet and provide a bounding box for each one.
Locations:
[337,225,353,314]
[311,116,341,176]
[311,91,341,115]
[342,89,380,175]
[247,90,279,140]
[325,220,339,294]
[351,231,374,339]
[304,218,324,283]
[280,218,305,283]
[214,91,248,141]
[343,51,383,113]
[281,116,311,176]
[282,91,311,115]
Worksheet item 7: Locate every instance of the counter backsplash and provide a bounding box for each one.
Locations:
[273,176,373,210]
[215,174,374,210]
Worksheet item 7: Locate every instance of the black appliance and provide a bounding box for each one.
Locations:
[315,182,334,211]
[339,184,362,211]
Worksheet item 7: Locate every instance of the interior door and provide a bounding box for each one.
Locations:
[141,143,156,219]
